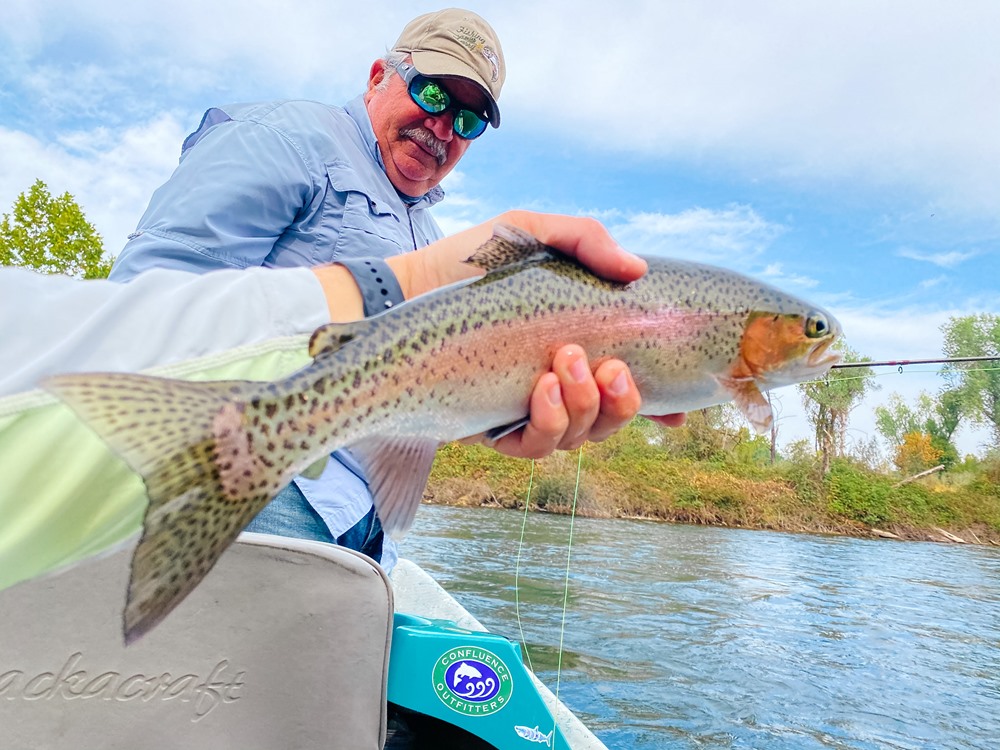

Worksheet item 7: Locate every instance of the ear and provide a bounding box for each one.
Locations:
[367,59,388,92]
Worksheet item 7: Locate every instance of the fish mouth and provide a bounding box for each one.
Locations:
[807,336,841,368]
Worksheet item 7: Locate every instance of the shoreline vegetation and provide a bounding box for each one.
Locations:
[425,418,1000,547]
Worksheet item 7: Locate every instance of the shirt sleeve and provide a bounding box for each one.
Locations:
[110,112,315,280]
[0,266,329,397]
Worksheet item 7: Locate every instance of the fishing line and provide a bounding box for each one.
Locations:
[514,460,535,674]
[554,446,584,705]
[800,363,1000,388]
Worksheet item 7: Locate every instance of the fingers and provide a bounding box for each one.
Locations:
[489,371,566,459]
[549,346,601,451]
[588,359,644,443]
[489,346,645,459]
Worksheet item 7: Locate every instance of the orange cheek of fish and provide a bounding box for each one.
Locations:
[740,315,809,377]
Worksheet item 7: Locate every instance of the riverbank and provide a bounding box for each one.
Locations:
[425,423,1000,547]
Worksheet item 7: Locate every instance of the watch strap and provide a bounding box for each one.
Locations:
[337,257,405,317]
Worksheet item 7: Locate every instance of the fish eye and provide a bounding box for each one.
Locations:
[805,312,830,339]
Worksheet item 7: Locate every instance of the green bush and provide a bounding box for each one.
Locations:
[825,460,891,525]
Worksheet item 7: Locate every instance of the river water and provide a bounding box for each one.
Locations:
[398,505,1000,750]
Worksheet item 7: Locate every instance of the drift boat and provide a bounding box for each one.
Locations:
[0,533,606,749]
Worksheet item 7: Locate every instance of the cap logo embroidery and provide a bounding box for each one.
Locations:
[451,26,500,83]
[481,46,500,83]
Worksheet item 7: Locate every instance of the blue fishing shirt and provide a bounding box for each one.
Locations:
[111,95,450,569]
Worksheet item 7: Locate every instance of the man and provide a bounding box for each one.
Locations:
[107,10,652,568]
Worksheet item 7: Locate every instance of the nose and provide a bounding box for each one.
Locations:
[424,111,455,143]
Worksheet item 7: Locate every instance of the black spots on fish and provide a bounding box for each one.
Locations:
[460,320,469,335]
[265,403,278,419]
[313,379,327,395]
[445,323,456,336]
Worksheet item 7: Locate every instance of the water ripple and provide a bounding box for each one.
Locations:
[400,506,1000,749]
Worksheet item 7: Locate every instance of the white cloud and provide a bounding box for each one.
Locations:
[760,262,819,289]
[605,205,785,267]
[897,247,978,268]
[919,276,946,290]
[495,1,1000,217]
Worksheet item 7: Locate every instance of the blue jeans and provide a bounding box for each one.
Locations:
[244,482,386,563]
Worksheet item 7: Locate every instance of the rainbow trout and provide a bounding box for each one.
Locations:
[43,225,841,642]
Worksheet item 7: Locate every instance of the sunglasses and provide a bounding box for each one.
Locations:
[394,62,489,140]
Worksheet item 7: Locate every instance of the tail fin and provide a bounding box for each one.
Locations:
[43,372,279,644]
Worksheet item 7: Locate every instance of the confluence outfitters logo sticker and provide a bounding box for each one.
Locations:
[432,646,513,716]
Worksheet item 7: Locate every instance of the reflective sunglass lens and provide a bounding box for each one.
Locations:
[408,75,488,140]
[454,110,487,139]
[412,80,449,112]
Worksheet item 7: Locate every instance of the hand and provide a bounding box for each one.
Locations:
[488,346,641,459]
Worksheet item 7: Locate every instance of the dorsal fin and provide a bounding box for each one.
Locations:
[308,321,369,359]
[464,223,558,273]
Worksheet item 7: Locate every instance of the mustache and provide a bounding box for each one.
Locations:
[399,127,447,166]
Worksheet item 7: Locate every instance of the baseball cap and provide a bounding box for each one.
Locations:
[392,9,505,127]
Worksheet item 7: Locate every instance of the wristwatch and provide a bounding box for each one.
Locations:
[337,257,405,317]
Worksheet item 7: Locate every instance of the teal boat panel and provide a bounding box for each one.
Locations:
[389,613,567,749]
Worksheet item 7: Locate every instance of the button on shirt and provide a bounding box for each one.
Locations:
[111,95,448,569]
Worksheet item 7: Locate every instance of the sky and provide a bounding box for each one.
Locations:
[2,0,998,458]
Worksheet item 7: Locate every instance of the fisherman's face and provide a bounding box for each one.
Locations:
[364,59,484,198]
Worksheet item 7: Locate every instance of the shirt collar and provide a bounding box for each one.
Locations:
[344,94,445,208]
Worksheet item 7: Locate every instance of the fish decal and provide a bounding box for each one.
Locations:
[43,224,841,643]
[453,661,483,686]
[514,725,554,746]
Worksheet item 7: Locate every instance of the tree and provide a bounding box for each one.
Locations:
[874,391,959,468]
[0,179,112,279]
[894,431,944,476]
[799,342,878,474]
[941,314,1000,445]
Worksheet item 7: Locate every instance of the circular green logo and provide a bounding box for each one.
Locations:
[431,646,513,716]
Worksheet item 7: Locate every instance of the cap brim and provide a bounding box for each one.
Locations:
[410,49,501,127]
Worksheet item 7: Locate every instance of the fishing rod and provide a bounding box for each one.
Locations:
[831,356,1000,370]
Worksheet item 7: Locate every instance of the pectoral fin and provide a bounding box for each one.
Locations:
[717,376,773,434]
[349,437,441,539]
[484,416,530,441]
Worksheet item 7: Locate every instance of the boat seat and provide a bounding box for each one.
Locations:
[0,532,392,750]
